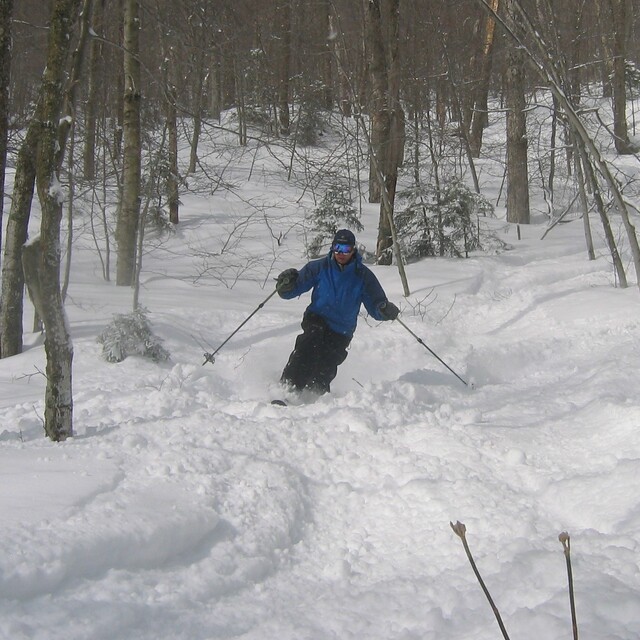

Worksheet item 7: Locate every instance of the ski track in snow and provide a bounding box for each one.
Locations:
[2,214,640,637]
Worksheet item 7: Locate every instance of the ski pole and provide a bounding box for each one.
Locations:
[202,287,280,365]
[395,317,472,388]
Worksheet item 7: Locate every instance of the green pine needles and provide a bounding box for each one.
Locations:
[396,178,494,260]
[98,307,170,364]
[307,183,363,257]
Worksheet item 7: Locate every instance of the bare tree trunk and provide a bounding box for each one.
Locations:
[1,0,87,360]
[276,0,291,136]
[364,0,405,266]
[596,0,614,97]
[609,0,633,154]
[438,27,481,194]
[364,0,386,205]
[167,84,179,225]
[209,48,222,121]
[62,119,75,300]
[332,13,352,117]
[188,52,206,174]
[504,0,530,225]
[0,130,35,357]
[83,0,104,180]
[232,47,248,146]
[319,0,333,110]
[116,0,141,286]
[112,0,124,161]
[0,0,12,259]
[469,0,499,157]
[574,148,595,261]
[577,140,626,285]
[24,0,86,441]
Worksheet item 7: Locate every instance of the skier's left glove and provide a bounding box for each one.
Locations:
[378,300,399,321]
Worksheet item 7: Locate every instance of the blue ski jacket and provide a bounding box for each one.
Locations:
[280,250,390,337]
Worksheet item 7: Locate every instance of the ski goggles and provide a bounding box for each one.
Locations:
[332,242,354,254]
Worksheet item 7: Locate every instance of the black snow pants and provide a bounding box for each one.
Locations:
[281,312,351,394]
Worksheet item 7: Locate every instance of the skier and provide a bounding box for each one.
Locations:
[276,229,400,395]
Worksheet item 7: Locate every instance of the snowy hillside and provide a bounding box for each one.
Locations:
[1,115,640,639]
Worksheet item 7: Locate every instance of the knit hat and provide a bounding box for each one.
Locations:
[332,229,356,247]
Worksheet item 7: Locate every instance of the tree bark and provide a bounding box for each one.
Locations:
[364,0,404,265]
[116,0,142,286]
[0,0,12,258]
[188,51,206,174]
[609,0,633,154]
[469,0,499,157]
[596,0,614,97]
[504,0,530,225]
[83,0,104,181]
[0,129,35,357]
[320,0,333,110]
[167,84,179,225]
[573,147,595,261]
[276,0,291,136]
[364,0,387,205]
[26,0,84,441]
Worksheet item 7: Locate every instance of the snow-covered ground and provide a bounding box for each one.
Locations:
[1,118,640,639]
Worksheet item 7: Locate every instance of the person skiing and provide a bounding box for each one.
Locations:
[276,229,400,395]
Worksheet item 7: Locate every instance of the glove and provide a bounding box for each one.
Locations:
[378,300,399,321]
[276,268,299,295]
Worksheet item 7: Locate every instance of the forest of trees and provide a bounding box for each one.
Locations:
[1,0,640,439]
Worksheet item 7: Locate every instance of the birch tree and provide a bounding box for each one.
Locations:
[19,0,88,441]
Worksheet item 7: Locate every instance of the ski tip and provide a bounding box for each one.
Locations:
[271,399,287,406]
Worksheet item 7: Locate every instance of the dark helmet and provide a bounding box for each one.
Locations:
[332,229,356,248]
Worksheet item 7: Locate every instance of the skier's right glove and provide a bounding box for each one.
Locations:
[276,268,299,295]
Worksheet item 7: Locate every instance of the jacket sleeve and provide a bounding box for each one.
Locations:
[360,267,389,321]
[279,258,324,299]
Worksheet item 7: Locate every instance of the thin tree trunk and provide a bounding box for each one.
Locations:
[364,0,386,205]
[504,0,530,225]
[320,0,333,110]
[332,14,352,117]
[596,0,614,97]
[83,0,104,180]
[167,84,179,224]
[62,120,75,300]
[0,130,36,357]
[577,139,626,285]
[470,0,499,157]
[26,0,86,441]
[439,27,481,194]
[574,148,595,261]
[276,0,291,136]
[0,0,12,259]
[116,0,141,286]
[188,53,206,174]
[609,0,633,154]
[234,55,247,146]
